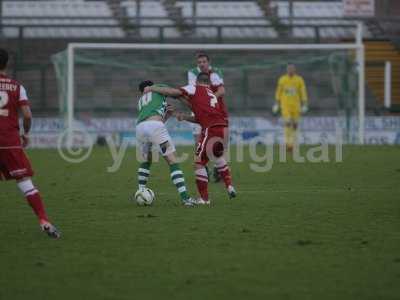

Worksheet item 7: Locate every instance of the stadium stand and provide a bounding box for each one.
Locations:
[0,0,398,115]
[1,0,366,40]
[176,1,277,38]
[121,1,181,38]
[272,1,367,39]
[2,0,124,38]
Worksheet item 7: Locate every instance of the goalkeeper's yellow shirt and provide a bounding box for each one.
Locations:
[275,74,308,111]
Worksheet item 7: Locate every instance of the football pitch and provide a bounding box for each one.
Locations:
[1,146,399,300]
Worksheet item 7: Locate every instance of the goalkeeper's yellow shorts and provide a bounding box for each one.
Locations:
[281,104,301,122]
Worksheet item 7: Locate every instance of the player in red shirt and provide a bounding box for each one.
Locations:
[144,72,236,205]
[0,48,60,238]
[188,52,228,183]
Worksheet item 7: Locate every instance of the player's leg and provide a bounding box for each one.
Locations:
[192,123,202,151]
[215,156,236,198]
[194,129,211,204]
[136,122,152,189]
[152,122,193,205]
[193,123,214,182]
[291,111,301,148]
[162,149,193,206]
[0,148,60,238]
[287,120,295,151]
[209,127,236,199]
[16,177,48,224]
[212,165,221,183]
[194,162,209,204]
[16,177,60,239]
[281,105,293,150]
[137,148,152,189]
[284,125,294,151]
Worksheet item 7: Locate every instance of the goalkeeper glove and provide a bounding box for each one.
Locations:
[301,104,309,114]
[272,103,280,115]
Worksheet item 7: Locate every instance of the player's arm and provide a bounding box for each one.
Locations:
[175,112,197,123]
[176,85,195,107]
[177,97,191,108]
[146,85,182,97]
[163,104,174,122]
[211,72,225,98]
[299,77,309,113]
[214,85,225,98]
[300,77,308,104]
[18,86,31,147]
[20,105,32,147]
[188,71,196,86]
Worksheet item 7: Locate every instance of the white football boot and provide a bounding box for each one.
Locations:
[227,186,237,199]
[194,198,211,206]
[40,222,61,239]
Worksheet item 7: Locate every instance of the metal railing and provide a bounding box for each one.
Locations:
[1,17,360,43]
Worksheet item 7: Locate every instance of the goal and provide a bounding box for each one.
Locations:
[52,23,365,144]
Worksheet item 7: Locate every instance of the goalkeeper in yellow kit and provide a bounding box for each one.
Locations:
[273,63,308,151]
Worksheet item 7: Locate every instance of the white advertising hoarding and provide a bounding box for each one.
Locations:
[29,116,400,148]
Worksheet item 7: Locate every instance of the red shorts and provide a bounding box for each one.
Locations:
[0,147,34,181]
[196,126,229,166]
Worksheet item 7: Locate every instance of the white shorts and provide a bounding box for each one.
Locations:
[136,120,176,159]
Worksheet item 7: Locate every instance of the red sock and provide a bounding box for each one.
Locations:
[195,168,209,201]
[26,191,49,223]
[217,163,232,188]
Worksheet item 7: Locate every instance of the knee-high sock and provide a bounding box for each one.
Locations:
[138,162,151,189]
[169,164,190,201]
[292,126,298,145]
[18,179,49,224]
[286,126,298,147]
[215,157,233,188]
[195,167,209,201]
[284,125,292,146]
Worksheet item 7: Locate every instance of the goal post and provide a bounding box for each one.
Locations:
[53,22,365,144]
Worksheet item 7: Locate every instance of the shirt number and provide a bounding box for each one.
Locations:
[138,92,152,110]
[207,89,218,108]
[0,91,9,117]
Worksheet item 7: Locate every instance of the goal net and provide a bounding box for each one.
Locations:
[52,41,364,145]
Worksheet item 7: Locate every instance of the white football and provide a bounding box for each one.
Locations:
[134,188,155,206]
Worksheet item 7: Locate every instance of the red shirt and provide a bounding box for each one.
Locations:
[180,84,228,129]
[0,74,29,147]
[187,68,229,123]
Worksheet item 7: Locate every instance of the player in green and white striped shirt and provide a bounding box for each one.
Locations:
[134,80,195,207]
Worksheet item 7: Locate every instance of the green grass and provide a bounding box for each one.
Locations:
[0,146,400,300]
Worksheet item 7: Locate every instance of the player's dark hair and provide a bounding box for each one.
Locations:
[0,48,9,70]
[196,51,210,61]
[197,72,210,84]
[139,80,154,93]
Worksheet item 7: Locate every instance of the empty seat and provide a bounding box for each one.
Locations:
[176,1,277,39]
[2,1,124,38]
[121,1,181,38]
[272,1,371,39]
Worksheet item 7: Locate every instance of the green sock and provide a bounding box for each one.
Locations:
[138,162,151,189]
[169,163,189,201]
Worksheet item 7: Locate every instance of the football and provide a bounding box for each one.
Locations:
[134,188,155,206]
